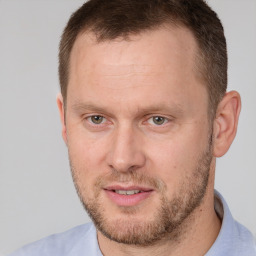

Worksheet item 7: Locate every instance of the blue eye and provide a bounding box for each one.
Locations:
[89,115,105,124]
[148,116,168,125]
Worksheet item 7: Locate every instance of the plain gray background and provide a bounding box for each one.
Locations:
[0,0,255,254]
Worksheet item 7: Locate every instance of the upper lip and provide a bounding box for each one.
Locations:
[104,184,154,192]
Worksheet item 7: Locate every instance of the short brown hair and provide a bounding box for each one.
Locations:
[59,0,227,117]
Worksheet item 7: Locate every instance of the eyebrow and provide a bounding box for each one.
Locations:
[71,102,111,115]
[71,102,185,117]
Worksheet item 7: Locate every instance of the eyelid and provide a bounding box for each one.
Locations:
[84,113,173,127]
[85,114,108,125]
[145,115,172,126]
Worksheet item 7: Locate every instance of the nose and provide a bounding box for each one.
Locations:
[106,124,146,173]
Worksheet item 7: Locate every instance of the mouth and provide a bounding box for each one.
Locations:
[103,185,154,207]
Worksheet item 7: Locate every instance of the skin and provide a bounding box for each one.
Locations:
[57,26,241,256]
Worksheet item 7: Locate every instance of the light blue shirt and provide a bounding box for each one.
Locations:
[9,191,256,256]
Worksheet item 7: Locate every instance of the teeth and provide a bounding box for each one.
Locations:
[115,190,141,195]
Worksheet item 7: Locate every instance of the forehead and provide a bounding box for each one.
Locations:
[70,25,199,76]
[67,26,207,115]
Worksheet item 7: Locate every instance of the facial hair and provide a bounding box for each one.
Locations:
[69,138,213,246]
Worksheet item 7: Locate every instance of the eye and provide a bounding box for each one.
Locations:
[148,116,168,126]
[88,115,106,124]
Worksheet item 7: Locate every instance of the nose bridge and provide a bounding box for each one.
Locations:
[107,122,145,172]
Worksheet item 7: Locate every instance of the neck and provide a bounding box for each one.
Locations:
[97,166,221,256]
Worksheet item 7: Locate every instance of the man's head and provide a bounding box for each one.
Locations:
[57,0,241,248]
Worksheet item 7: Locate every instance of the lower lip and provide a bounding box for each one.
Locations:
[104,190,153,207]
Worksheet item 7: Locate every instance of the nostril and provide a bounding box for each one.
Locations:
[128,165,137,172]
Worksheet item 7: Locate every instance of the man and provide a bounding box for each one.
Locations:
[9,0,256,255]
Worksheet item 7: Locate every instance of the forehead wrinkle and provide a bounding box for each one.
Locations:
[84,63,176,91]
[85,63,163,77]
[82,70,170,92]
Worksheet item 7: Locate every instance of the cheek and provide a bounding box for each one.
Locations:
[68,123,107,162]
[67,131,108,191]
[146,129,208,188]
[147,142,187,191]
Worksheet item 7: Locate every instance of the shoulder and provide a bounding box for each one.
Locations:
[208,191,256,256]
[8,223,97,256]
[233,220,256,255]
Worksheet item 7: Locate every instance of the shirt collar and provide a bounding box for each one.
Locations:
[206,190,256,256]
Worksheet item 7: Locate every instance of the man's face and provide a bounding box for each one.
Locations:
[62,27,214,245]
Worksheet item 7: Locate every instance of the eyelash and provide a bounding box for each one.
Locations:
[147,116,169,126]
[86,115,107,125]
[85,115,170,127]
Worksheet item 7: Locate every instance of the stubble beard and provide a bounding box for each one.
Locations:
[69,140,213,246]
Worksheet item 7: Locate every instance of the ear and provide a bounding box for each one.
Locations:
[56,93,67,145]
[213,91,241,157]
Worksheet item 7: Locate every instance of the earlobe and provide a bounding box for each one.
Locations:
[56,93,68,145]
[213,91,241,157]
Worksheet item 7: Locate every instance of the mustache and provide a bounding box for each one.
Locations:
[94,170,166,192]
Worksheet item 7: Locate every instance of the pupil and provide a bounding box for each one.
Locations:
[153,116,164,125]
[92,116,103,124]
